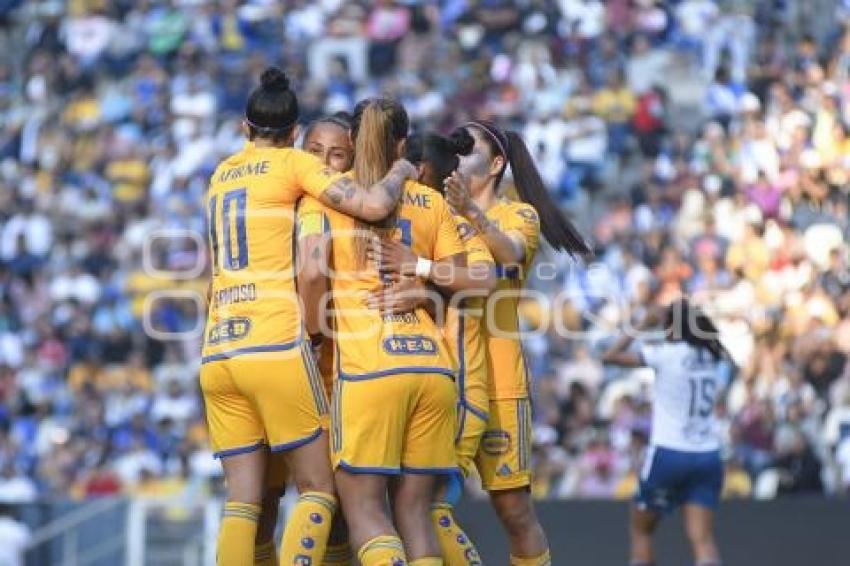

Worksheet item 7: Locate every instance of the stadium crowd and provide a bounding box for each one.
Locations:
[0,0,849,508]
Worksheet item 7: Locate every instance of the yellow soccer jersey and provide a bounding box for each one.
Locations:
[444,214,494,416]
[202,145,343,363]
[481,198,541,399]
[298,179,464,379]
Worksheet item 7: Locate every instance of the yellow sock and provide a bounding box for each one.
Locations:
[410,559,443,565]
[510,550,551,566]
[254,540,277,566]
[357,535,407,565]
[280,491,336,565]
[218,502,260,566]
[323,542,353,565]
[431,503,482,565]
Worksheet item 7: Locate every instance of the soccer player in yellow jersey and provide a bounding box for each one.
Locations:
[444,121,590,566]
[300,114,356,394]
[368,129,499,565]
[298,114,356,566]
[252,114,358,566]
[201,68,417,566]
[298,99,465,566]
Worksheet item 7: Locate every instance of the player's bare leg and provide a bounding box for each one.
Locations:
[629,505,660,565]
[683,504,721,565]
[255,487,283,565]
[279,431,337,564]
[256,489,282,541]
[285,430,335,494]
[325,512,353,565]
[489,487,548,561]
[335,469,407,564]
[254,450,289,565]
[218,449,267,565]
[390,474,441,560]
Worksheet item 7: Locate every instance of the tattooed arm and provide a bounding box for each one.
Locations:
[319,159,417,222]
[445,171,526,265]
[463,204,526,266]
[296,219,332,339]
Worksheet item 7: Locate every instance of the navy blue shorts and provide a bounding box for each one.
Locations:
[635,446,723,514]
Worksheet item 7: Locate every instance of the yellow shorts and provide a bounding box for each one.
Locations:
[331,374,457,475]
[317,337,335,399]
[474,398,533,491]
[455,362,489,478]
[200,342,328,458]
[314,337,336,431]
[455,403,488,477]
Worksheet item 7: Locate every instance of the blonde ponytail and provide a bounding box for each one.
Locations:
[351,100,407,268]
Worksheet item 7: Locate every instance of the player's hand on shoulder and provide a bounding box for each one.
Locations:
[392,158,419,181]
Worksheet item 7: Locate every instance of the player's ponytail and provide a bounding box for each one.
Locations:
[351,98,409,267]
[245,66,298,143]
[465,121,591,257]
[503,130,590,257]
[353,102,397,188]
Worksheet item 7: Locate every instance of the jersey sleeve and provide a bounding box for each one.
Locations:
[432,195,465,261]
[503,203,541,268]
[455,216,495,266]
[296,197,329,241]
[291,150,345,200]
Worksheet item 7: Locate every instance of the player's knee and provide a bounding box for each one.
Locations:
[225,483,264,506]
[492,492,536,536]
[684,518,712,544]
[630,520,653,540]
[292,464,335,495]
[392,484,432,518]
[688,533,717,554]
[295,476,335,496]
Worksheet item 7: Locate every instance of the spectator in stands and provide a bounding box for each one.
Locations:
[774,428,824,495]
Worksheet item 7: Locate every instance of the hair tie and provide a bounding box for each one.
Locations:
[245,117,296,135]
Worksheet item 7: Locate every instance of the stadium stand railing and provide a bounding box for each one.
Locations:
[24,496,125,566]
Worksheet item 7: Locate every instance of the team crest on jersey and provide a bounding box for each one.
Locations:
[382,335,437,355]
[206,317,252,345]
[481,430,511,455]
[496,464,512,476]
[457,222,474,241]
[516,208,538,223]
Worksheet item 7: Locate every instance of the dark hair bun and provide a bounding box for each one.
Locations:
[448,128,475,156]
[260,67,290,92]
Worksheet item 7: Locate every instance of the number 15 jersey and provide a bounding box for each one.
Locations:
[639,342,722,452]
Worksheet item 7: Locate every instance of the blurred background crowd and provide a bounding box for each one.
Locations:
[0,0,849,508]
